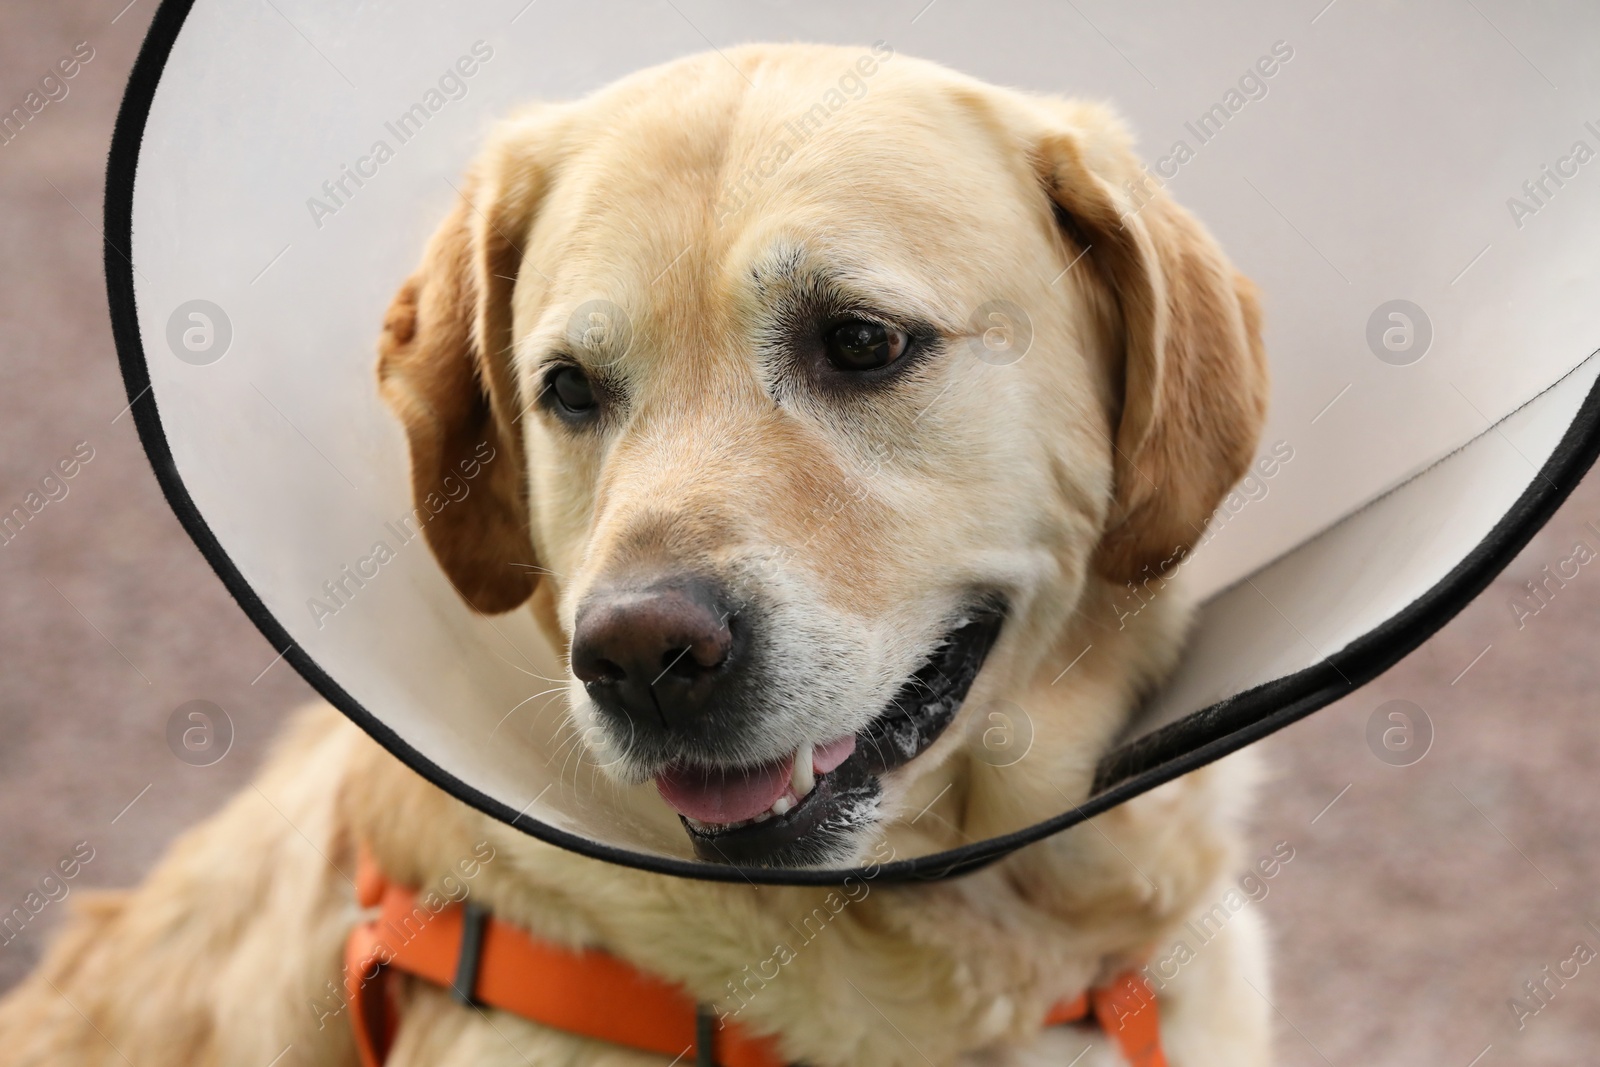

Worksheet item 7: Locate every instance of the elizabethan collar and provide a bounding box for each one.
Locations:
[109,0,1600,883]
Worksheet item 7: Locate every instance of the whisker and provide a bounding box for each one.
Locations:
[545,716,581,747]
[490,651,570,686]
[490,686,568,737]
[545,729,587,767]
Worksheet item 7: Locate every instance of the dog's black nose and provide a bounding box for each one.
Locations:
[571,579,737,733]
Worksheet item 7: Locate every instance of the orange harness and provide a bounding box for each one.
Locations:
[344,851,1167,1067]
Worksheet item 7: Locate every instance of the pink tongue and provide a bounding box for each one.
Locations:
[654,736,859,825]
[656,753,795,824]
[813,735,856,774]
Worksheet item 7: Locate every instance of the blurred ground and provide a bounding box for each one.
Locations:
[2,3,1598,1065]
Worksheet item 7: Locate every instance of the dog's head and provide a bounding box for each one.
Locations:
[378,46,1267,867]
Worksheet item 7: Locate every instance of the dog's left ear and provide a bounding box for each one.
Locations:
[1032,108,1270,583]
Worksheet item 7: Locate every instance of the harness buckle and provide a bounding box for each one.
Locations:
[450,901,490,1007]
[695,1003,718,1067]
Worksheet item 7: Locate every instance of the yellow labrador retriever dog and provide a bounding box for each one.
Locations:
[0,44,1270,1066]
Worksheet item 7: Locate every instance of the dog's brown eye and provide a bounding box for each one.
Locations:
[548,365,597,417]
[825,319,907,372]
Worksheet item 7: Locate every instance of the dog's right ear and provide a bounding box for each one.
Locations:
[377,119,552,613]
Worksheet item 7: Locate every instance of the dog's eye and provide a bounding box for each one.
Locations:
[824,319,908,372]
[546,365,598,417]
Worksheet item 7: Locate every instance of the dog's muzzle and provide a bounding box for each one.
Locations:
[571,578,1005,867]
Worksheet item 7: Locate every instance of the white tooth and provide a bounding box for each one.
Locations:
[792,743,815,798]
[770,795,793,817]
[754,811,771,823]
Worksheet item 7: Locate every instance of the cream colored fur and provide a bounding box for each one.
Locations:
[0,703,1268,1066]
[0,45,1273,1065]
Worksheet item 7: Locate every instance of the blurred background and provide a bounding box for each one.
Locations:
[3,2,1599,1065]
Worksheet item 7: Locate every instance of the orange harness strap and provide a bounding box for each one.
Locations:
[1045,971,1169,1067]
[344,851,1166,1067]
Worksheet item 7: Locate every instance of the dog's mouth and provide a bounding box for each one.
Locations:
[652,604,1006,867]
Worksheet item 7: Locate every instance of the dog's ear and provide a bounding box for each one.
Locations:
[1033,109,1269,583]
[377,121,551,613]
